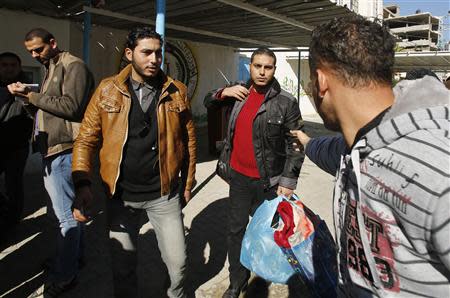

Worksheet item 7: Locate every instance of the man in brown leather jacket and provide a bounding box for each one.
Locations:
[71,27,196,298]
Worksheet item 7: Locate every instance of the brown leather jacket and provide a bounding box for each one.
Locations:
[72,64,196,201]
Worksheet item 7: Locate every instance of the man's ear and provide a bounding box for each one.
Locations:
[124,48,133,62]
[316,69,328,98]
[49,38,58,49]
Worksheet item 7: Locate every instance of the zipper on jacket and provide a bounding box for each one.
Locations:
[156,80,172,196]
[111,79,173,196]
[255,90,272,188]
[111,85,131,196]
[31,68,49,142]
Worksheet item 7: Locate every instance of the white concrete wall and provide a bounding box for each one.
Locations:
[358,0,384,19]
[0,9,71,72]
[272,52,316,115]
[335,0,384,19]
[187,41,238,122]
[69,23,128,84]
[0,8,125,84]
[0,8,239,122]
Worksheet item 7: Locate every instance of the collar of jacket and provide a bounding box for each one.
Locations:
[47,51,65,68]
[245,78,281,101]
[112,64,175,101]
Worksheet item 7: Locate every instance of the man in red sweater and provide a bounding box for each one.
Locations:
[204,47,304,298]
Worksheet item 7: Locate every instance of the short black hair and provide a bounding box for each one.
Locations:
[251,47,277,65]
[126,27,163,50]
[25,28,54,43]
[309,15,395,88]
[0,52,21,64]
[405,68,440,81]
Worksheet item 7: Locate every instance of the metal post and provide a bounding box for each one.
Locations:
[297,50,301,103]
[83,0,91,64]
[156,0,166,69]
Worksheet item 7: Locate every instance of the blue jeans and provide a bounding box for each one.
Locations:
[43,151,83,282]
[108,192,186,298]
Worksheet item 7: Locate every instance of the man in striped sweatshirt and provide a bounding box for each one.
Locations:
[291,15,450,297]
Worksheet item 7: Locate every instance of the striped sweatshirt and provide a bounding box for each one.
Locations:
[305,76,450,297]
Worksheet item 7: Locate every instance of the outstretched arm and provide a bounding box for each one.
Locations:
[291,130,347,176]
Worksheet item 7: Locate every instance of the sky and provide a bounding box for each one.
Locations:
[384,0,450,45]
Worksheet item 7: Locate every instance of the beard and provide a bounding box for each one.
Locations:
[311,79,340,132]
[37,57,48,66]
[37,50,57,67]
[131,59,159,80]
[319,109,341,131]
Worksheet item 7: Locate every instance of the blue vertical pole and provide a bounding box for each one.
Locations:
[83,0,91,64]
[156,0,166,69]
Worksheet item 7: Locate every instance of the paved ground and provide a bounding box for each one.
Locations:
[0,114,337,298]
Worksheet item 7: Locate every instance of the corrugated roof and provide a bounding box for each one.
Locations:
[0,0,354,48]
[394,51,450,71]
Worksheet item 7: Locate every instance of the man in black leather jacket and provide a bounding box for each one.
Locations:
[204,47,304,298]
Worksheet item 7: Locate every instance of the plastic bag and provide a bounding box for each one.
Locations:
[240,194,337,296]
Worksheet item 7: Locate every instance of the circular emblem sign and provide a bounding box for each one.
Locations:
[165,40,198,99]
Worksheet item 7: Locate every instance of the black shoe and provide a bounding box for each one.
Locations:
[222,283,248,298]
[43,276,77,297]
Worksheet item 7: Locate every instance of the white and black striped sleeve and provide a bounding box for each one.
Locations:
[431,187,450,271]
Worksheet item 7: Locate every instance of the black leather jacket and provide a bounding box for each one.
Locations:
[204,79,304,190]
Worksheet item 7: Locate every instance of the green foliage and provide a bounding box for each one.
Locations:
[281,77,298,98]
[394,44,404,52]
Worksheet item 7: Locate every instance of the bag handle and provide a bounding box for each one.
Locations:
[274,193,330,297]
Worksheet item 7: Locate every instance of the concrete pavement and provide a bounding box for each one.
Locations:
[0,114,337,298]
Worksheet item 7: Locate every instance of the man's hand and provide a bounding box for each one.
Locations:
[290,130,311,152]
[277,185,294,198]
[72,185,94,223]
[7,82,31,100]
[184,190,192,202]
[220,85,249,101]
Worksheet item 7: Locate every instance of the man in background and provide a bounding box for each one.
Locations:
[0,52,32,229]
[7,28,94,296]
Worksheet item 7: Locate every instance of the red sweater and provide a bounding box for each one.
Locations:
[230,88,265,178]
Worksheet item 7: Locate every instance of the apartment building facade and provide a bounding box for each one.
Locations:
[384,5,441,51]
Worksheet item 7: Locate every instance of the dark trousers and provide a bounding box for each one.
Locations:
[0,146,29,224]
[227,169,277,288]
